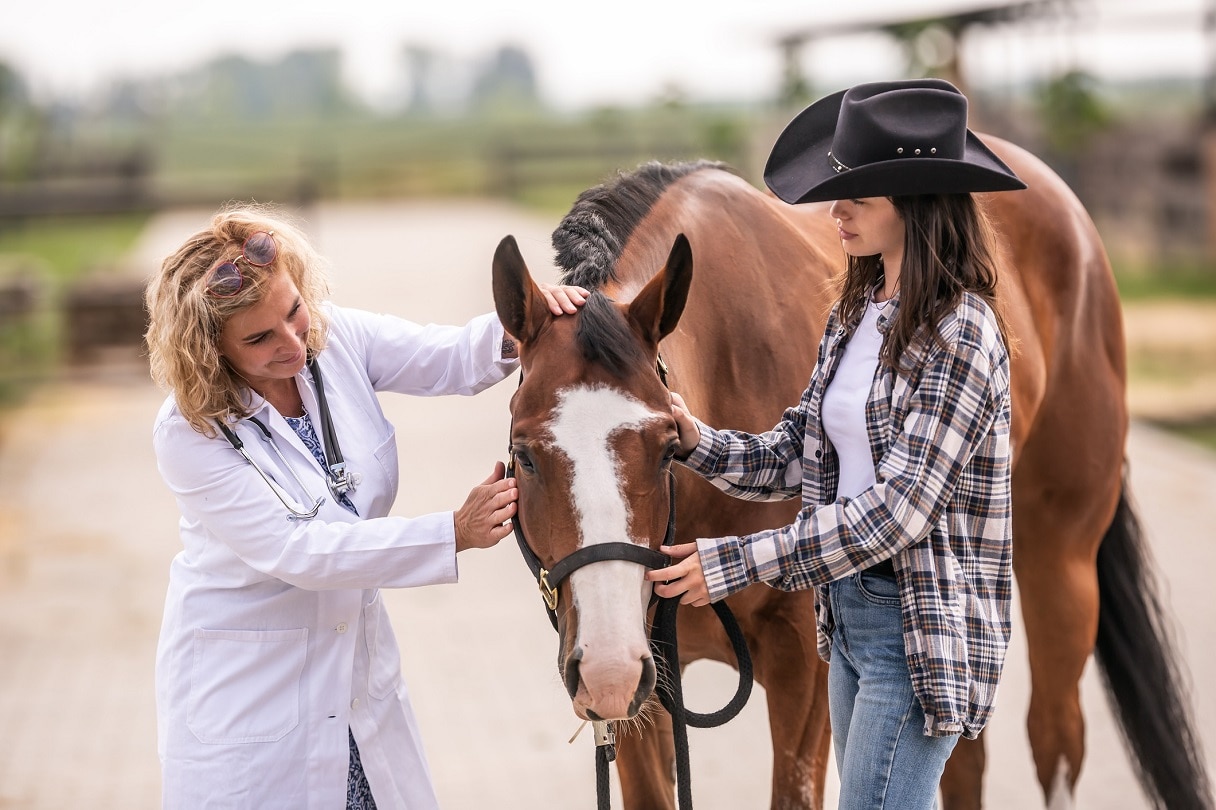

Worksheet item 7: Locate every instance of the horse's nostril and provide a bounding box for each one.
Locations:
[563,646,583,699]
[629,655,657,716]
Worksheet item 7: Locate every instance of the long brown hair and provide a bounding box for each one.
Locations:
[835,193,1012,372]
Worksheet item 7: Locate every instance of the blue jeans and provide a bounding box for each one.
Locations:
[828,572,959,810]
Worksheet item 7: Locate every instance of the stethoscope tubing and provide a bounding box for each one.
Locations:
[218,417,326,521]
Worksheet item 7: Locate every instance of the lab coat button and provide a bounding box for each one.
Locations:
[335,622,348,634]
[351,698,360,710]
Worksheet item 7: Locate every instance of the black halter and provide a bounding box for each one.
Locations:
[507,460,673,632]
[506,355,754,809]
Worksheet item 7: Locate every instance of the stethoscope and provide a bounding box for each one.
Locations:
[216,357,354,521]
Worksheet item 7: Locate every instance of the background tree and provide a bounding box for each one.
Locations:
[470,45,540,114]
[1038,69,1113,155]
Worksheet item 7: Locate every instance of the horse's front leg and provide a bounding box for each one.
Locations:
[940,732,987,809]
[616,707,677,810]
[763,669,832,809]
[752,604,832,810]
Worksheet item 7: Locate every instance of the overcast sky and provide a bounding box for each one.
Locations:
[0,0,1207,109]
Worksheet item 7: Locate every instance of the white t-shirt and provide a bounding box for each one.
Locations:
[822,300,886,499]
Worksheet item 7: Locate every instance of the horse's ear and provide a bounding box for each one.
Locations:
[492,235,548,343]
[627,233,693,345]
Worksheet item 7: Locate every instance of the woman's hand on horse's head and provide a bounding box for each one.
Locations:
[536,282,590,316]
[646,542,711,607]
[670,392,701,458]
[454,461,518,553]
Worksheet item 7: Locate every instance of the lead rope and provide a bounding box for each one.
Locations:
[649,596,753,810]
[585,596,753,810]
[643,353,752,809]
[595,721,615,809]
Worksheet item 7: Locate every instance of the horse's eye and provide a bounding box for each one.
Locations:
[661,442,678,468]
[514,450,536,474]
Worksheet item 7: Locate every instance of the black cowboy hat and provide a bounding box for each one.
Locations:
[764,78,1026,204]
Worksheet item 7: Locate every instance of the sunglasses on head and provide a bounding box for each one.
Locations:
[205,231,277,297]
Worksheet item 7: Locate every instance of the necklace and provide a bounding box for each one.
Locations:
[871,276,899,311]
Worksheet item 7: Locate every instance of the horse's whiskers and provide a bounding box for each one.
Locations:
[615,694,664,740]
[652,655,677,695]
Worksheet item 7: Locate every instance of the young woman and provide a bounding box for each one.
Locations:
[646,78,1025,808]
[144,205,585,809]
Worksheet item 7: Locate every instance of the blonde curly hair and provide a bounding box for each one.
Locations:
[144,203,330,436]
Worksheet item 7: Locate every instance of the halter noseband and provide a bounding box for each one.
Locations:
[508,461,674,624]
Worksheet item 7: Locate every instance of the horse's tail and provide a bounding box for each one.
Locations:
[1094,477,1214,810]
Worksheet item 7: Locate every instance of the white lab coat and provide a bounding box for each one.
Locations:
[153,304,516,809]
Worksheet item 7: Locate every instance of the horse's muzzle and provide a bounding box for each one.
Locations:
[564,645,657,720]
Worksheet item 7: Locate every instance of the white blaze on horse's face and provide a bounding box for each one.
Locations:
[547,383,666,718]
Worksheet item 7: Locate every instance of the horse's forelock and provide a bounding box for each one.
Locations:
[553,160,728,289]
[575,292,649,378]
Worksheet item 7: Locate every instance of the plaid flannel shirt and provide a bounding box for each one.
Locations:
[683,290,1013,739]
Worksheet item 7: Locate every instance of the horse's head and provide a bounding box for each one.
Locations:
[492,232,693,722]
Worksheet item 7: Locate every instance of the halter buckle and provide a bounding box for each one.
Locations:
[539,568,559,611]
[592,720,616,750]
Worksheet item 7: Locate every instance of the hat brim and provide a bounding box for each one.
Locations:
[764,89,1028,204]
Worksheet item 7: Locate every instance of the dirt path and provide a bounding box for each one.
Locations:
[0,201,1212,808]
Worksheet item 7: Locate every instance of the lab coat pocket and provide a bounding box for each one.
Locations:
[187,627,308,744]
[364,591,403,700]
[373,428,399,496]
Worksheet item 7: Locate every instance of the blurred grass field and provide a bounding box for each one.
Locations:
[0,214,150,402]
[144,106,761,214]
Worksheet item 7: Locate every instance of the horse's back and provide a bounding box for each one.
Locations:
[981,136,1128,506]
[633,150,1126,480]
[627,167,839,435]
[986,136,1124,352]
[971,138,1215,810]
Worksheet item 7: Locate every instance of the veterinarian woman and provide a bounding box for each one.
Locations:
[647,78,1024,808]
[144,204,586,809]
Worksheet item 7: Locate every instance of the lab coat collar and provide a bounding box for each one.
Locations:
[235,360,321,428]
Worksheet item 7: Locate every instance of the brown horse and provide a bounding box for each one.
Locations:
[491,142,1212,809]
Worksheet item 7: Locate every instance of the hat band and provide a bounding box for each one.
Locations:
[828,151,850,174]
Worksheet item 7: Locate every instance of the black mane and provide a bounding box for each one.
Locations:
[552,160,727,289]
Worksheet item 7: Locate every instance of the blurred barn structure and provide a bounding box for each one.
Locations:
[772,0,1216,266]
